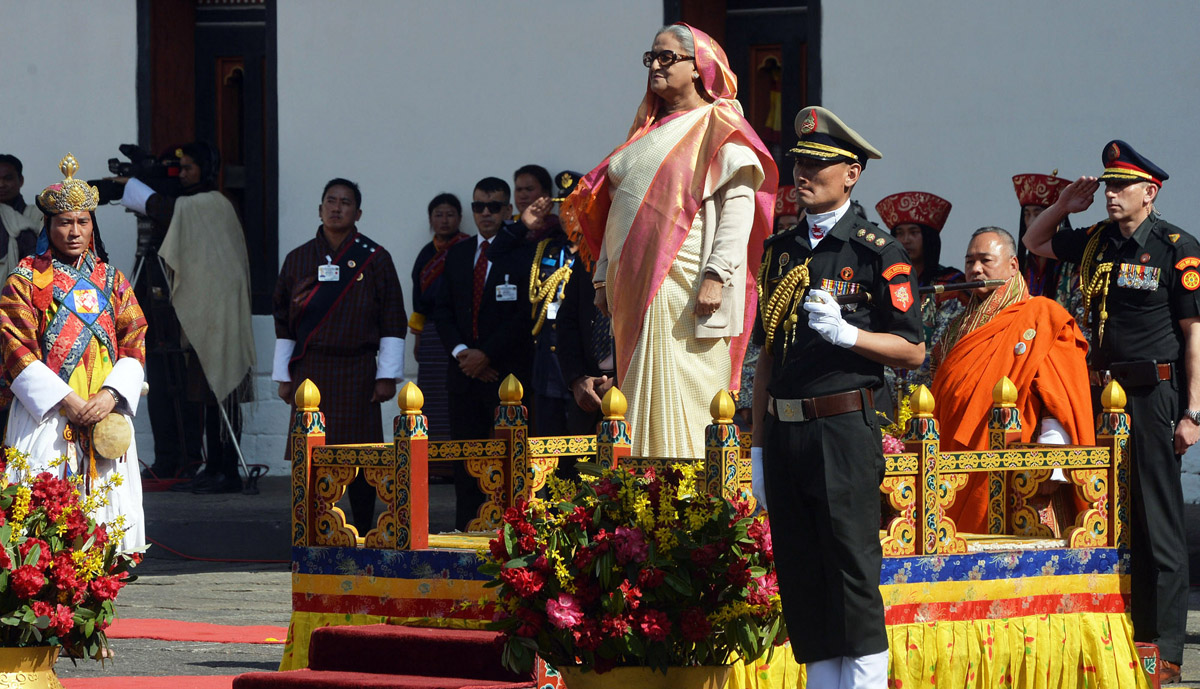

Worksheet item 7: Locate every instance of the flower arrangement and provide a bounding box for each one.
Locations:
[0,448,140,659]
[483,462,786,675]
[881,382,915,453]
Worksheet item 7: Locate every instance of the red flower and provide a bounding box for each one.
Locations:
[636,609,671,641]
[690,543,722,569]
[514,607,543,638]
[48,604,73,637]
[488,537,508,561]
[572,619,604,651]
[573,547,596,572]
[50,553,80,593]
[750,519,774,563]
[636,567,665,589]
[0,548,11,570]
[499,567,545,598]
[517,535,536,554]
[90,525,109,547]
[88,575,124,602]
[600,613,631,638]
[593,479,619,500]
[614,526,648,565]
[681,607,711,642]
[63,509,88,540]
[749,571,779,606]
[11,565,45,598]
[617,580,641,610]
[566,506,591,529]
[725,558,752,588]
[18,538,52,571]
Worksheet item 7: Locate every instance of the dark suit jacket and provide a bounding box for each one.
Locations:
[432,235,532,394]
[556,257,607,387]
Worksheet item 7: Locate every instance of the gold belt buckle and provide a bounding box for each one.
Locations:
[770,396,807,423]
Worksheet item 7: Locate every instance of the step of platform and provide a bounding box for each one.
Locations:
[234,625,534,689]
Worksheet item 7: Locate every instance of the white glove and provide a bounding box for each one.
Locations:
[803,288,859,348]
[750,446,768,511]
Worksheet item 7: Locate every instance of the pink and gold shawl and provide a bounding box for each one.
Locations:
[562,23,778,390]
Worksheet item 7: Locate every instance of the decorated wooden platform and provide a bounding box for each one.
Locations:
[279,376,1148,688]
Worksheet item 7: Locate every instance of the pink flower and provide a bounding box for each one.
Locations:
[11,565,45,598]
[637,609,671,641]
[546,593,584,629]
[882,433,905,454]
[572,619,604,650]
[614,526,648,564]
[600,613,631,638]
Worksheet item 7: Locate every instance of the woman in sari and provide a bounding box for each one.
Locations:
[565,23,777,458]
[0,154,147,551]
[409,193,469,441]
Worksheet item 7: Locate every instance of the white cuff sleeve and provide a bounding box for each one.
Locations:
[1037,416,1068,445]
[376,337,406,380]
[10,361,73,420]
[451,344,468,358]
[120,178,155,215]
[102,358,145,416]
[272,339,295,382]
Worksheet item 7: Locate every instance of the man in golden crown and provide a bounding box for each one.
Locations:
[0,154,147,552]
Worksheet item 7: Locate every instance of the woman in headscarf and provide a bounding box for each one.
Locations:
[409,193,469,442]
[564,23,777,458]
[0,154,147,551]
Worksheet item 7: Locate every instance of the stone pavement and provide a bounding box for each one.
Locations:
[52,476,1200,685]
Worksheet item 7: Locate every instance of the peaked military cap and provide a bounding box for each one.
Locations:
[789,106,882,166]
[1098,139,1168,186]
[551,170,583,202]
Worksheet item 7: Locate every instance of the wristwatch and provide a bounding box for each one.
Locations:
[1184,409,1200,425]
[104,387,123,407]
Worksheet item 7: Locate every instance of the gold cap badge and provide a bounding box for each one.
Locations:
[37,154,99,215]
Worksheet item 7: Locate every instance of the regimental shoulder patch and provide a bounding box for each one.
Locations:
[1170,234,1182,243]
[889,282,913,312]
[882,263,912,280]
[1175,256,1200,270]
[1183,270,1200,291]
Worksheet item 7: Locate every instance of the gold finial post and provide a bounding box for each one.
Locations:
[397,381,424,414]
[294,379,321,411]
[992,377,1018,408]
[1100,380,1127,412]
[710,390,735,424]
[498,375,524,406]
[910,384,935,418]
[601,386,627,420]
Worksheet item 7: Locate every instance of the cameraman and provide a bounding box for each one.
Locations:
[112,142,256,494]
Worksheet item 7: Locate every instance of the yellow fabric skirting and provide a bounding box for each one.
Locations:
[725,613,1146,689]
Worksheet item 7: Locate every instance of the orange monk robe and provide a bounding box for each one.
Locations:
[930,296,1093,533]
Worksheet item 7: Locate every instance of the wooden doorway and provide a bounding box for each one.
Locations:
[665,0,819,185]
[138,0,277,314]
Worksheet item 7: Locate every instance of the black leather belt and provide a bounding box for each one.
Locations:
[1089,361,1172,388]
[768,388,873,423]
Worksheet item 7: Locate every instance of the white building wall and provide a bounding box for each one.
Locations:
[821,1,1200,501]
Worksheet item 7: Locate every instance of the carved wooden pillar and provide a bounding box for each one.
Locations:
[704,390,740,501]
[379,382,428,551]
[494,375,530,508]
[904,385,943,555]
[987,377,1022,535]
[596,387,631,471]
[1094,380,1131,549]
[290,380,326,548]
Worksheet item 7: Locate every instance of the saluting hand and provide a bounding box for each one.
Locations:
[521,197,553,232]
[1058,176,1100,214]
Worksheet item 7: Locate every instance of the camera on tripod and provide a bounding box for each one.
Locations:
[89,144,182,205]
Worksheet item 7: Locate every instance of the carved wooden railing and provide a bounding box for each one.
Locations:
[289,374,1129,557]
[878,378,1130,556]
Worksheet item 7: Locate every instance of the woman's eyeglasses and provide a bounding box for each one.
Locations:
[642,50,695,68]
[470,201,507,214]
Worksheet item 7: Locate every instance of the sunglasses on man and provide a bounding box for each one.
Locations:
[471,201,508,214]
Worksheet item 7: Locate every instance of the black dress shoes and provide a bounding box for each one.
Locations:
[190,473,244,494]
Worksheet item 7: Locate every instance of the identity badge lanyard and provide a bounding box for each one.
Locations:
[317,254,340,282]
[496,274,518,302]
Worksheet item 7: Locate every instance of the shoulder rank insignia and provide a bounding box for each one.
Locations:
[1175,257,1200,270]
[882,263,911,280]
[874,238,886,246]
[1170,233,1181,243]
[856,229,867,237]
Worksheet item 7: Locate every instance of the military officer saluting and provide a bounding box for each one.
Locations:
[1023,140,1197,685]
[751,107,924,689]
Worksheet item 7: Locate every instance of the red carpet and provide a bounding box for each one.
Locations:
[62,676,235,688]
[107,618,288,644]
